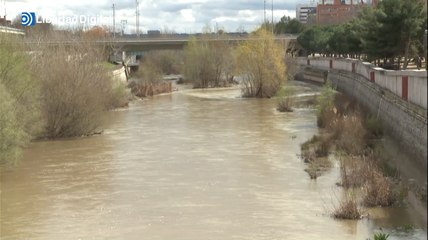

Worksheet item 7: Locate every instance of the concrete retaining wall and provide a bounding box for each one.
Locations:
[297,57,427,109]
[296,61,427,167]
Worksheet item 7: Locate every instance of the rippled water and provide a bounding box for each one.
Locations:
[1,82,426,239]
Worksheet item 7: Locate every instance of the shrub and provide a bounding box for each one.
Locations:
[31,40,115,138]
[335,114,367,155]
[0,84,29,163]
[365,115,384,138]
[373,232,389,240]
[0,35,41,163]
[236,28,287,98]
[276,86,295,112]
[333,192,362,219]
[143,50,183,75]
[363,168,395,207]
[184,36,234,88]
[338,155,372,188]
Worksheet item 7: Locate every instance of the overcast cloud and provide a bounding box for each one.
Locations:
[3,0,299,33]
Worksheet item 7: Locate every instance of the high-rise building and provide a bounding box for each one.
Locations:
[316,0,372,25]
[296,2,317,24]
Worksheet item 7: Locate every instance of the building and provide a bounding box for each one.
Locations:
[0,15,11,26]
[296,2,317,24]
[316,0,377,25]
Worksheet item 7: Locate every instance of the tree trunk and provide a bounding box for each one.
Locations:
[403,37,412,70]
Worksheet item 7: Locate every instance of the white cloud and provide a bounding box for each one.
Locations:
[3,0,298,33]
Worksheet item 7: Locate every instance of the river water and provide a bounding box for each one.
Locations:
[1,82,426,240]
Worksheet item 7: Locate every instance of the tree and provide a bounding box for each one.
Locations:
[184,35,233,88]
[83,26,110,40]
[359,0,427,68]
[236,28,287,98]
[298,26,333,56]
[275,17,305,34]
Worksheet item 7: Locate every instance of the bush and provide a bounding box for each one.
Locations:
[365,115,384,139]
[276,86,295,112]
[31,40,116,138]
[373,232,390,240]
[236,28,287,98]
[335,114,367,155]
[316,81,336,127]
[333,192,362,219]
[0,84,29,163]
[339,155,372,188]
[363,168,395,207]
[0,35,41,163]
[143,50,183,75]
[184,36,234,88]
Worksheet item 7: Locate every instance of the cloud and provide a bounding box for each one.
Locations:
[4,0,298,33]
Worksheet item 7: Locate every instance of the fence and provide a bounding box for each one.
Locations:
[297,57,427,109]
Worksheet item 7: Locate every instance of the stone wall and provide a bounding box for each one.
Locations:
[297,64,427,167]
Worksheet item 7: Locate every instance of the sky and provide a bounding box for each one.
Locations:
[2,0,301,34]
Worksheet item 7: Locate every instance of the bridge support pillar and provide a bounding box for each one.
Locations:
[122,51,127,62]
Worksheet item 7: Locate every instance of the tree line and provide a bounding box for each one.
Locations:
[297,0,427,69]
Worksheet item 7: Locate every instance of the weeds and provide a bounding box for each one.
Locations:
[373,232,389,240]
[333,192,362,219]
[363,168,396,207]
[276,86,295,112]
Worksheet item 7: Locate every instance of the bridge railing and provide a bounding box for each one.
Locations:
[297,57,427,109]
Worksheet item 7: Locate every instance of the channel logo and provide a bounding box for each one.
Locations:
[21,12,36,26]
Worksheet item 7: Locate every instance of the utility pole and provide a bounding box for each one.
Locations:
[3,0,6,19]
[271,0,274,34]
[264,0,266,24]
[121,19,127,36]
[136,0,140,37]
[112,3,116,38]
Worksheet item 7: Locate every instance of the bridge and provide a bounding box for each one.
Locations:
[106,34,298,66]
[0,26,25,36]
[100,34,298,52]
[24,34,299,66]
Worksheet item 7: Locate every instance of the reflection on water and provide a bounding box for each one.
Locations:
[0,82,426,240]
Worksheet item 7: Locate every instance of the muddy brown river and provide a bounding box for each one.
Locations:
[1,82,426,239]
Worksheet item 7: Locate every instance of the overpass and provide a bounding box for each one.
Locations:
[24,34,299,65]
[100,34,298,52]
[0,26,25,36]
[106,35,298,65]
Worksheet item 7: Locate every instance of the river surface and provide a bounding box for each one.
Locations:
[1,82,426,240]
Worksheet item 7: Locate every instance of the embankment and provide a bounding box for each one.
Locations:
[296,58,427,169]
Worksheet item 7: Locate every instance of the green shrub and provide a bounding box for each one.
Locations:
[316,81,336,128]
[276,86,295,112]
[0,35,41,163]
[373,232,389,240]
[365,115,384,138]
